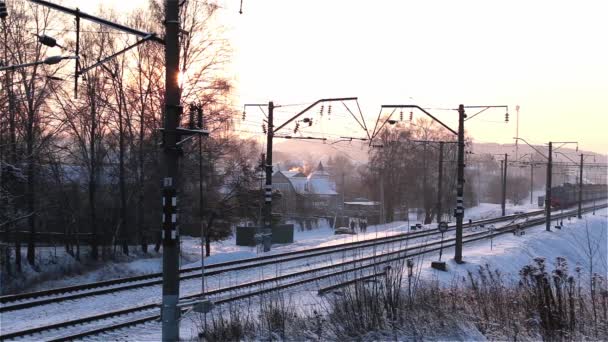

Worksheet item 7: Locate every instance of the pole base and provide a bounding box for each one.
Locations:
[453,258,465,265]
[431,261,448,271]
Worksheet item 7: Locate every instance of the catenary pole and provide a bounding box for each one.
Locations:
[436,142,444,224]
[263,101,274,252]
[530,162,534,205]
[161,0,181,340]
[578,153,583,219]
[502,154,508,216]
[454,105,465,263]
[545,142,552,231]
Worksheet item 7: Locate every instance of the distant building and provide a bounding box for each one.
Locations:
[272,162,339,217]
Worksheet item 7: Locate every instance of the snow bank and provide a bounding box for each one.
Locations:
[421,208,608,285]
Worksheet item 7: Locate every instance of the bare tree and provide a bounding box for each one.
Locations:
[4,1,64,266]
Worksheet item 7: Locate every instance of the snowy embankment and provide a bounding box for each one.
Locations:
[126,209,608,341]
[420,208,607,285]
[0,200,599,295]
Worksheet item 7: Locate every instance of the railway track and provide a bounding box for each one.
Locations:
[0,209,546,313]
[2,204,604,341]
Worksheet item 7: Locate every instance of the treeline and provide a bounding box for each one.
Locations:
[0,0,259,274]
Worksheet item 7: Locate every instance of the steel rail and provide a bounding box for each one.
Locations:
[0,209,547,312]
[4,204,604,342]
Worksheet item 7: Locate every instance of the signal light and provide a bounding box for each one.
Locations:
[0,1,8,20]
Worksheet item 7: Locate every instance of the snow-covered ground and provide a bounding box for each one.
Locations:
[0,198,573,295]
[423,208,608,285]
[97,207,608,341]
[2,202,605,341]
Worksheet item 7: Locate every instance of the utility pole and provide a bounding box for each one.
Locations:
[545,142,552,232]
[515,105,520,160]
[501,153,508,216]
[578,154,583,219]
[262,101,274,252]
[436,142,444,224]
[244,97,357,251]
[341,172,345,227]
[376,103,506,264]
[380,172,386,224]
[454,104,465,263]
[161,0,180,339]
[514,138,577,231]
[530,162,534,205]
[24,0,180,337]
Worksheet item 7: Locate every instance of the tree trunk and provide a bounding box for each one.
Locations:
[118,88,128,255]
[89,86,99,260]
[26,107,36,266]
[138,116,147,253]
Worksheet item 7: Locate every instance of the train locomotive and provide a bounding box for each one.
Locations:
[538,183,607,208]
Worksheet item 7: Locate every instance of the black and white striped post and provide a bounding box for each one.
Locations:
[262,101,275,252]
[453,104,466,263]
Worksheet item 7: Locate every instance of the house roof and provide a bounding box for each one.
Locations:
[273,165,337,196]
[272,170,306,178]
[305,161,337,195]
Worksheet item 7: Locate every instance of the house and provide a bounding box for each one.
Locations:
[272,162,339,217]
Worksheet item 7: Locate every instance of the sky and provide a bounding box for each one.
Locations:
[53,0,608,154]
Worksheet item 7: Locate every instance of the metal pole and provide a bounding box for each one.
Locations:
[161,0,181,340]
[502,154,507,216]
[380,172,385,224]
[515,105,520,160]
[545,142,552,231]
[454,104,465,263]
[199,133,205,296]
[436,142,444,224]
[578,154,583,219]
[530,162,534,205]
[341,172,345,228]
[262,101,274,252]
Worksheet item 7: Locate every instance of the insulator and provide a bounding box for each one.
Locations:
[0,2,7,19]
[308,119,313,126]
[294,122,299,134]
[320,105,324,116]
[262,124,266,134]
[242,110,246,120]
[505,112,509,122]
[328,104,332,115]
[400,111,403,121]
[409,111,413,121]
